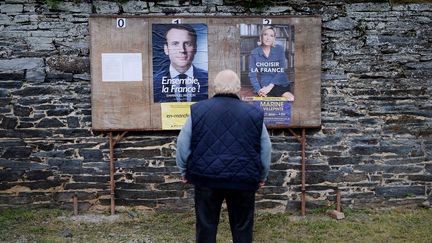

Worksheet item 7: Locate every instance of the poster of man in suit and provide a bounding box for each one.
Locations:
[152,24,209,103]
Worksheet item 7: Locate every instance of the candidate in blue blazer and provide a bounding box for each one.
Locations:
[153,24,208,103]
[248,26,294,101]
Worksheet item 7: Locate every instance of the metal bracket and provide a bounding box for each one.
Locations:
[108,131,127,215]
[288,128,307,216]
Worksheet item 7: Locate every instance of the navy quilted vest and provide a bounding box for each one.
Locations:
[187,94,264,190]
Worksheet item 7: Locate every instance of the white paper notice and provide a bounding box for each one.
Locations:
[101,53,142,82]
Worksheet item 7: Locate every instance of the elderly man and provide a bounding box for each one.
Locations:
[176,69,272,243]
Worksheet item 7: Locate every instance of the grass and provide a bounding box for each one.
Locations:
[1,207,431,242]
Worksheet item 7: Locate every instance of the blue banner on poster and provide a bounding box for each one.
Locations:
[251,97,291,126]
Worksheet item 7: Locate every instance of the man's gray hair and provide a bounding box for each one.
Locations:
[213,69,241,95]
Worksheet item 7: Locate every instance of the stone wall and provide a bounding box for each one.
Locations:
[0,0,431,213]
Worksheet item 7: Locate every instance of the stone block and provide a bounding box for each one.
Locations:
[115,189,183,200]
[134,166,170,174]
[307,135,342,146]
[46,108,72,116]
[13,14,31,23]
[64,182,108,190]
[46,72,74,82]
[117,149,161,158]
[113,160,146,169]
[292,171,326,185]
[383,165,423,174]
[74,85,90,95]
[93,1,120,14]
[36,118,64,128]
[350,138,379,145]
[161,147,175,157]
[17,121,34,129]
[17,180,63,190]
[122,1,149,13]
[266,170,287,186]
[12,86,61,96]
[202,0,222,5]
[375,186,425,198]
[55,128,92,137]
[323,17,356,30]
[328,156,362,165]
[1,146,32,159]
[53,191,97,202]
[0,71,25,80]
[382,198,427,207]
[262,194,289,201]
[72,175,109,183]
[58,167,97,175]
[26,37,55,51]
[346,3,391,12]
[25,170,53,180]
[0,116,18,129]
[0,58,44,72]
[328,210,345,220]
[135,174,165,184]
[155,182,192,191]
[1,4,24,13]
[0,140,26,148]
[73,73,90,81]
[57,2,92,13]
[0,129,47,139]
[109,198,157,208]
[48,158,82,168]
[272,142,302,151]
[255,201,285,210]
[324,171,368,183]
[0,182,13,190]
[411,4,432,11]
[0,158,41,171]
[16,191,53,203]
[13,105,32,117]
[0,97,11,107]
[79,149,103,161]
[0,170,23,181]
[421,200,431,208]
[426,164,432,174]
[56,40,89,55]
[407,175,432,182]
[116,182,151,190]
[46,56,90,74]
[0,14,12,25]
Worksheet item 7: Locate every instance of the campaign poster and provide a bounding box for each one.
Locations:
[161,102,194,130]
[239,24,295,126]
[251,97,291,126]
[152,24,209,103]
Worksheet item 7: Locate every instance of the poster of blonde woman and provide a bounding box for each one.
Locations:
[240,24,295,126]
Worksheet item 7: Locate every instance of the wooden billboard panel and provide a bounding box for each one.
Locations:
[90,16,321,131]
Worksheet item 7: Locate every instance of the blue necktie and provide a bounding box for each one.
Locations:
[178,74,187,101]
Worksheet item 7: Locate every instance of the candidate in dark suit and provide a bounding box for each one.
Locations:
[153,24,208,103]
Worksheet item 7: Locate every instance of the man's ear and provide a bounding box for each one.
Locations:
[164,44,169,55]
